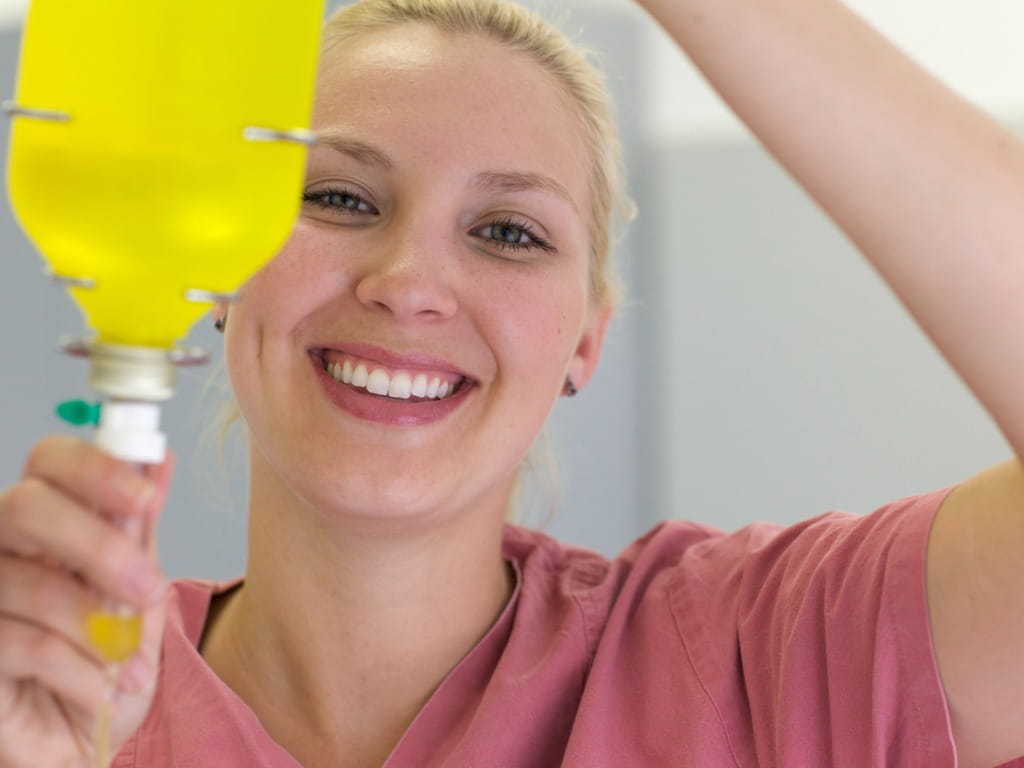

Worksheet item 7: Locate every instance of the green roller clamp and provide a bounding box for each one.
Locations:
[56,399,102,427]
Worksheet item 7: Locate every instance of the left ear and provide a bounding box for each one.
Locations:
[566,304,613,391]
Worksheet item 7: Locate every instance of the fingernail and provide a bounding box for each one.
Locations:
[116,471,155,514]
[132,568,165,605]
[144,580,169,606]
[118,654,152,694]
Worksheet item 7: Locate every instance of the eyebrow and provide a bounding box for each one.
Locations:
[473,170,579,213]
[315,132,394,170]
[313,133,577,212]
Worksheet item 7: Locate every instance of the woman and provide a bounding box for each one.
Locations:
[1,0,1022,766]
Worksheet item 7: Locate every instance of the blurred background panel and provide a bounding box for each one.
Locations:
[0,0,1018,579]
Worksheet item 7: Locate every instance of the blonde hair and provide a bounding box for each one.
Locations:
[323,0,629,307]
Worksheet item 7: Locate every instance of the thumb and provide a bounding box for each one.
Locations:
[109,585,171,748]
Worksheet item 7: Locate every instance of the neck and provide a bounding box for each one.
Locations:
[201,456,515,768]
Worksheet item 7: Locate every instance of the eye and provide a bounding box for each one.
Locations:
[302,186,377,216]
[475,217,557,254]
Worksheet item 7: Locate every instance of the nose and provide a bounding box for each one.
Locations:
[353,222,459,322]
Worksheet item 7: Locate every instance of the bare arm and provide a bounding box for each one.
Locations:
[928,459,1024,767]
[633,0,1024,764]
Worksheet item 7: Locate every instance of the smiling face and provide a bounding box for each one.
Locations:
[225,24,610,527]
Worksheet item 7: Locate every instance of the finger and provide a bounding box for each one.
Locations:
[0,689,92,768]
[0,552,170,702]
[0,478,165,608]
[114,590,170,696]
[0,555,104,662]
[0,615,109,719]
[139,452,175,557]
[21,436,157,522]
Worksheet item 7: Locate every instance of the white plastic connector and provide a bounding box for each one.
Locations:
[95,401,167,464]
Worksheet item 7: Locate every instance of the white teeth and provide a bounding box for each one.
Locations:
[367,368,390,396]
[324,357,462,401]
[388,372,412,399]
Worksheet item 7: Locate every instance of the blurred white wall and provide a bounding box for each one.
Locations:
[0,0,25,29]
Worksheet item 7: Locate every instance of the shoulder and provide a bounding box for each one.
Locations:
[502,484,948,616]
[500,519,728,662]
[675,485,954,600]
[502,518,723,600]
[671,486,957,765]
[546,488,958,766]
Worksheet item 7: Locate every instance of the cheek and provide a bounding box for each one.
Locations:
[223,232,322,399]
[238,225,343,325]
[484,274,587,377]
[252,225,330,289]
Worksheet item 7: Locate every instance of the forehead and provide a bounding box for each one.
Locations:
[312,24,590,209]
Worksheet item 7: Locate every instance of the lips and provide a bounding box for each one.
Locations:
[309,345,475,426]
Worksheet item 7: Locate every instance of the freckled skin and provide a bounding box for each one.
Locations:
[225,25,611,529]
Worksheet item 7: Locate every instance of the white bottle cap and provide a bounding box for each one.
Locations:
[95,401,167,464]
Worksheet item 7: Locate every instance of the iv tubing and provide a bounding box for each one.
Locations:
[87,401,165,768]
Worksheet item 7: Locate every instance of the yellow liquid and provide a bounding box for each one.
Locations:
[86,612,142,663]
[7,0,323,348]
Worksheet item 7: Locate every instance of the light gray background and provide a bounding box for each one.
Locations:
[0,3,1013,580]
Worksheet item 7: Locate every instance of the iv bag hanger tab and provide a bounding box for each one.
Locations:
[44,266,96,291]
[4,101,319,143]
[4,102,319,149]
[243,126,318,146]
[184,288,238,304]
[2,100,70,123]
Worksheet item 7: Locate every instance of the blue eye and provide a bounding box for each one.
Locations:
[302,187,376,215]
[478,217,556,253]
[490,222,529,245]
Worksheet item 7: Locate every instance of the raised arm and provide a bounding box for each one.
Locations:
[634,0,1024,764]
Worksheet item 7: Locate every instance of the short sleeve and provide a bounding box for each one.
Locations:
[668,489,957,767]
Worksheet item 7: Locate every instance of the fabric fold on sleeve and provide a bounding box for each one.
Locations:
[669,487,958,768]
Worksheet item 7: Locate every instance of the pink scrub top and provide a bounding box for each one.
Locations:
[111,487,1024,767]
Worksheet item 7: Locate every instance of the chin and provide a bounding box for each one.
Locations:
[313,476,469,526]
[309,465,516,535]
[259,440,519,532]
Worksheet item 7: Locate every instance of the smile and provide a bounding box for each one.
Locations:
[313,346,473,401]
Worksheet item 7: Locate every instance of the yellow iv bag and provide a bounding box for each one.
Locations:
[7,0,324,350]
